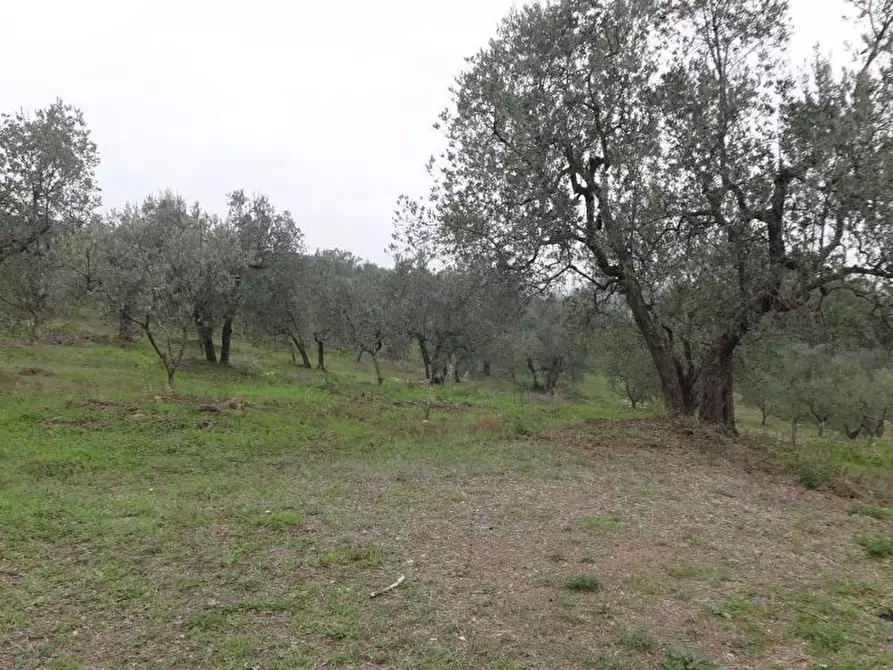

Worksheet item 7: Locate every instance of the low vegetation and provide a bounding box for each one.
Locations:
[1,336,891,669]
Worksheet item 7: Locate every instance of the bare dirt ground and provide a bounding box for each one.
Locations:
[3,414,891,670]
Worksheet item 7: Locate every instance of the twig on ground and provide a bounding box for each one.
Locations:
[370,574,406,599]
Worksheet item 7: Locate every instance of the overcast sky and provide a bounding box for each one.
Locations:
[1,0,851,264]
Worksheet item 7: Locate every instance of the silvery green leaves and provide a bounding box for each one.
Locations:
[0,100,100,263]
[397,0,893,430]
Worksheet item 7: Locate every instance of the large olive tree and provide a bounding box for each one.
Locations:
[396,0,893,431]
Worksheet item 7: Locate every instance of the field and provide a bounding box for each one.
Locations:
[1,336,892,669]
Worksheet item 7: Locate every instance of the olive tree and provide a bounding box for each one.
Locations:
[1,100,99,264]
[341,264,392,384]
[100,193,213,388]
[242,254,315,367]
[0,249,69,340]
[396,0,893,431]
[593,309,661,409]
[191,191,303,365]
[511,294,588,393]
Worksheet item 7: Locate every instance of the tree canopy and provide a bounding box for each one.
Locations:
[395,0,893,430]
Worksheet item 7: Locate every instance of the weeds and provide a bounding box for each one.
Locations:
[662,646,720,670]
[856,536,893,558]
[565,573,601,592]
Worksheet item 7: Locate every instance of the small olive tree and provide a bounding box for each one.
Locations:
[100,193,214,388]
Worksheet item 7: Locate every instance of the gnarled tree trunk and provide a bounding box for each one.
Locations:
[526,357,540,390]
[197,320,216,363]
[699,334,738,432]
[623,284,693,418]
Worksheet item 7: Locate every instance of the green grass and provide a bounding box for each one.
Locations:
[707,595,754,620]
[664,563,701,580]
[856,536,893,558]
[618,625,655,653]
[580,515,622,531]
[1,331,892,669]
[735,403,893,501]
[796,461,835,489]
[662,647,720,670]
[565,573,601,592]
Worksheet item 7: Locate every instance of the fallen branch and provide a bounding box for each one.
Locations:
[370,574,405,599]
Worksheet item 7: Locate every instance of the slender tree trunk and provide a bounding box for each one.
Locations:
[219,317,233,365]
[760,402,769,427]
[141,321,180,389]
[371,354,383,385]
[875,408,887,438]
[289,334,312,368]
[791,418,797,447]
[314,334,325,371]
[357,348,364,364]
[526,357,540,390]
[297,338,312,368]
[417,334,431,381]
[290,343,297,363]
[366,338,384,384]
[625,380,638,409]
[698,334,739,432]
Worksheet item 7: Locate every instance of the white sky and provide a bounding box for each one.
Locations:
[1,0,852,264]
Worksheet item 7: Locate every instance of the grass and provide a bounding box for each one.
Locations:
[707,595,754,620]
[580,514,623,531]
[662,646,721,670]
[849,505,892,521]
[565,573,601,592]
[619,625,656,653]
[736,403,893,501]
[856,536,893,558]
[1,329,892,669]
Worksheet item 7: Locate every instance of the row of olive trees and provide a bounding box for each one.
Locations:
[738,285,893,442]
[0,100,594,390]
[242,249,597,390]
[740,339,893,443]
[6,99,885,417]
